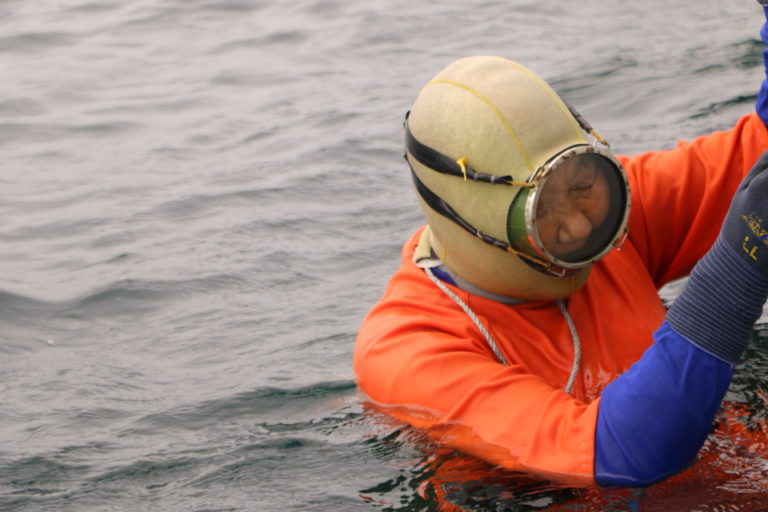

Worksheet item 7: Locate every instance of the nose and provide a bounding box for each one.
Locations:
[556,211,592,247]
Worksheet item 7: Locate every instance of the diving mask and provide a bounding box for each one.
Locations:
[405,108,630,277]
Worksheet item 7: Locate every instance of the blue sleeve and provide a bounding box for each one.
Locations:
[594,321,733,487]
[757,3,768,126]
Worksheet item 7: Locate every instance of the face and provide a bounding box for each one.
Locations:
[535,155,610,258]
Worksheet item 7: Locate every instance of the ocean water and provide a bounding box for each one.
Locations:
[1,0,768,510]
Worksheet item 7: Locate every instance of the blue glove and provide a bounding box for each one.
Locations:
[757,0,768,126]
[595,153,768,486]
[666,152,768,363]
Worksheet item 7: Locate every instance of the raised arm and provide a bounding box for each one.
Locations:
[596,141,768,486]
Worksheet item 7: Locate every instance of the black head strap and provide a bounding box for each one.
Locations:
[404,112,515,185]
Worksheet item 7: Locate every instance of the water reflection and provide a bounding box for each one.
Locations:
[359,328,768,511]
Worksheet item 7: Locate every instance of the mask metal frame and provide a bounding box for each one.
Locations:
[510,143,631,275]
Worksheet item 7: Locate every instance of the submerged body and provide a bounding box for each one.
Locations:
[355,112,768,485]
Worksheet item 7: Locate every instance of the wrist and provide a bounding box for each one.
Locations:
[666,236,768,364]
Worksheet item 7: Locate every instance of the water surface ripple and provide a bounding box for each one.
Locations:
[2,0,768,510]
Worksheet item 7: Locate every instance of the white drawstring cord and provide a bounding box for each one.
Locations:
[425,267,581,394]
[558,299,581,394]
[425,267,509,365]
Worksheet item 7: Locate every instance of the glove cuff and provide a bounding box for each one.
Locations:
[666,236,768,364]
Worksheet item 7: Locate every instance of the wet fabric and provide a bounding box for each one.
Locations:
[594,321,732,486]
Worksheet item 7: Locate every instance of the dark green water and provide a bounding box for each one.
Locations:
[1,0,767,510]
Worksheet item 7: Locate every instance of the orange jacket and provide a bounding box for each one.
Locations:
[354,112,768,485]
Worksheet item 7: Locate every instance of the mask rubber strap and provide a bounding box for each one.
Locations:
[561,100,609,147]
[409,166,563,272]
[404,113,532,186]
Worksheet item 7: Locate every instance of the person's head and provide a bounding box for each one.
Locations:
[405,56,630,300]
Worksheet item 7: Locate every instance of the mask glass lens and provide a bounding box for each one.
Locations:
[534,152,627,263]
